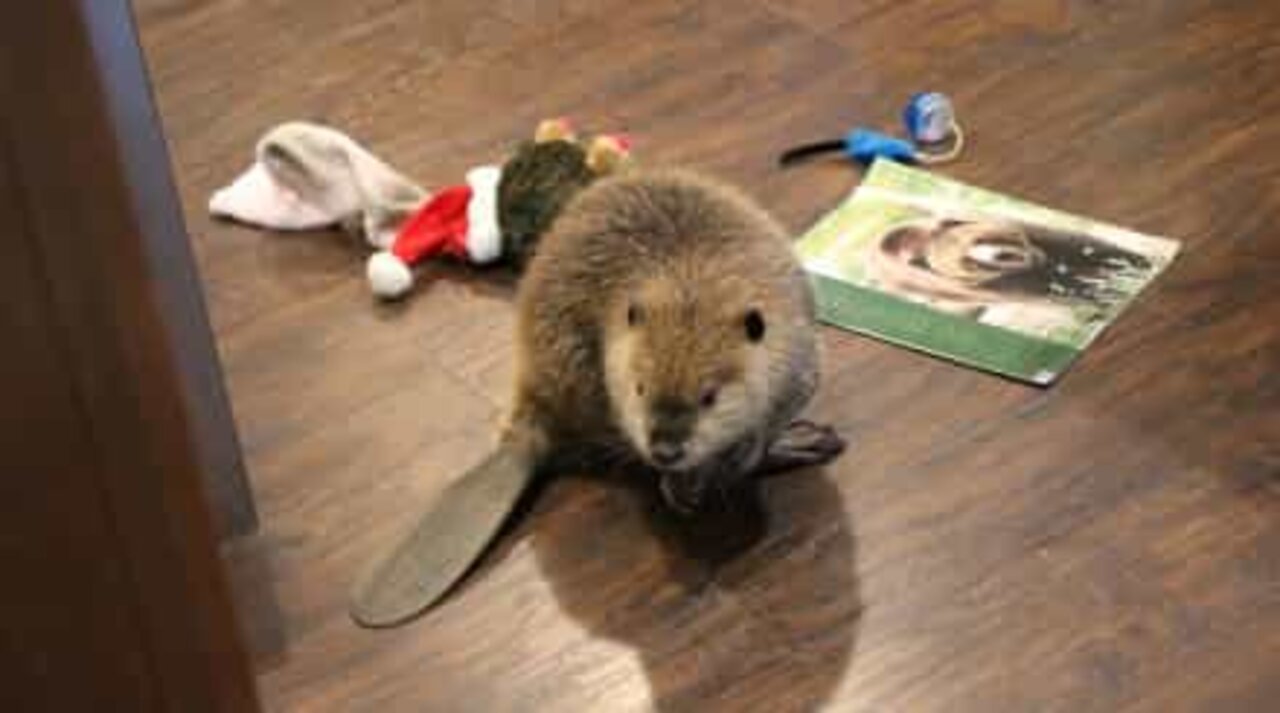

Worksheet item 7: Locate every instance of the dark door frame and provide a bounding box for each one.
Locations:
[2,1,260,710]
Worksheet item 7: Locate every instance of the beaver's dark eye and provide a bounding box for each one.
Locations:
[627,303,644,327]
[699,386,718,409]
[636,382,646,397]
[744,309,766,342]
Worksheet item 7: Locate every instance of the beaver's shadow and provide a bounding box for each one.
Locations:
[524,464,862,712]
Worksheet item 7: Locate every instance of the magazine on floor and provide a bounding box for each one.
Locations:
[796,160,1180,385]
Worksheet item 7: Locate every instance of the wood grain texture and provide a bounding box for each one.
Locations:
[134,0,1279,710]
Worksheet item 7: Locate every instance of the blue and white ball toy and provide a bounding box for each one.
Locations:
[903,92,958,146]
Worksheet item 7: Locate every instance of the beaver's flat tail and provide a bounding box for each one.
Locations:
[350,443,536,628]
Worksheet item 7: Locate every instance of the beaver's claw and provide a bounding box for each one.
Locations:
[756,420,846,477]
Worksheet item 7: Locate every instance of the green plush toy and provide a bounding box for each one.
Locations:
[497,118,633,269]
[363,117,633,297]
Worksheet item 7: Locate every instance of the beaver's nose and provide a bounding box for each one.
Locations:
[650,441,685,468]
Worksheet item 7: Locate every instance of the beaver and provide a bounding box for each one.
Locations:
[509,168,844,510]
[352,168,844,627]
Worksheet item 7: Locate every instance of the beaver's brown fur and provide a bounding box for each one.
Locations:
[505,168,842,510]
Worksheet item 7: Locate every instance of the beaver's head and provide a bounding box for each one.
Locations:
[603,273,775,510]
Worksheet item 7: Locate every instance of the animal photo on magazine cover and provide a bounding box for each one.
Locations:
[860,211,1158,340]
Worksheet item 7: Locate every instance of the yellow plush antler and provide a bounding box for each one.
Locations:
[586,134,632,175]
[535,117,577,143]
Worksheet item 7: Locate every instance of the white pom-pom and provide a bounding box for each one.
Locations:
[367,251,414,299]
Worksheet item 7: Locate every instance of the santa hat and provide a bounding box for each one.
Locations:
[366,165,503,298]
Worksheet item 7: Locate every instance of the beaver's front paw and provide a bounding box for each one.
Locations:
[659,470,707,515]
[756,420,847,477]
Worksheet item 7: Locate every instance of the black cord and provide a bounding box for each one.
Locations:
[777,139,846,167]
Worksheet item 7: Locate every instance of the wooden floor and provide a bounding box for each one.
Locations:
[135,1,1279,711]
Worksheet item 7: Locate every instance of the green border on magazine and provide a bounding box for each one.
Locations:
[810,273,1079,385]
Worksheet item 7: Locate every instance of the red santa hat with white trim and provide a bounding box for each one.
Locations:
[366,165,504,298]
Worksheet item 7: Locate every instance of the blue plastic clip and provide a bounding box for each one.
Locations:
[844,128,918,166]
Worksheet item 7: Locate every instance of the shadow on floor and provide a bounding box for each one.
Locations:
[527,465,862,712]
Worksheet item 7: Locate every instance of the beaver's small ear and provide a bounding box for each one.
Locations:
[587,134,633,175]
[744,309,766,343]
[535,117,576,144]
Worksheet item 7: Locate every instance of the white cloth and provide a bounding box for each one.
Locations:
[209,122,427,249]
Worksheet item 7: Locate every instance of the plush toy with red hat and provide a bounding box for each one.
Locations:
[366,118,632,297]
[211,118,633,299]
